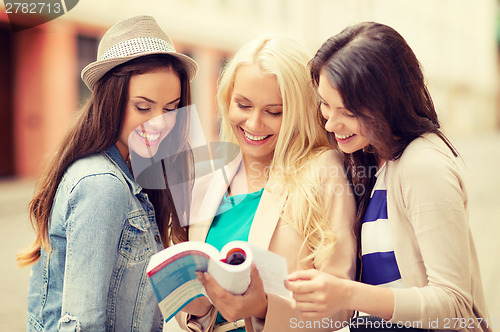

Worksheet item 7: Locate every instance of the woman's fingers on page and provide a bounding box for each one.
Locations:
[286,269,337,296]
[285,278,318,294]
[195,271,205,282]
[287,269,318,281]
[198,272,225,298]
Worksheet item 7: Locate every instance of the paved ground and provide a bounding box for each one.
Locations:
[1,132,499,332]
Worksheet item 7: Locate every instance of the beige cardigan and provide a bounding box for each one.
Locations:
[177,149,358,332]
[385,134,491,332]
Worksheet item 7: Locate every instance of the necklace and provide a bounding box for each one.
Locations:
[125,155,132,171]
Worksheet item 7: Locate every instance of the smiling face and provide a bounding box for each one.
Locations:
[317,70,371,154]
[228,64,283,165]
[117,67,181,159]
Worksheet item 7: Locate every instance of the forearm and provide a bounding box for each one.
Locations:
[345,280,394,320]
[265,293,352,331]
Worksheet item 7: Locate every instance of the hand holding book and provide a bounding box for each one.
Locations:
[146,240,289,322]
[196,263,269,321]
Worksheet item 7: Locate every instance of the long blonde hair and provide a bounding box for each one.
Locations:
[217,35,336,266]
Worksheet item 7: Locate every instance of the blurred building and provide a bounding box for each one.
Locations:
[0,0,498,178]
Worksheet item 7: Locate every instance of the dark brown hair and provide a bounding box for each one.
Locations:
[18,54,192,266]
[310,22,457,240]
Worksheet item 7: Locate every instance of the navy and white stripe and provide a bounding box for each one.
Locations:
[361,164,404,288]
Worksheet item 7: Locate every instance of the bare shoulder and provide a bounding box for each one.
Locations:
[313,149,346,181]
[316,148,343,165]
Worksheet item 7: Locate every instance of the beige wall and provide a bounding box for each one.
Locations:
[1,0,498,177]
[63,0,499,135]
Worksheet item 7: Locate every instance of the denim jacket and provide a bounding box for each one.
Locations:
[27,146,164,331]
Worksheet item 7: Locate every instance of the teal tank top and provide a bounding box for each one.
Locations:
[205,187,264,331]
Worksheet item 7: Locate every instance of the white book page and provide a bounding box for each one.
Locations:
[238,242,290,297]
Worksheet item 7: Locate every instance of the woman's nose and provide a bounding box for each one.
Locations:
[323,109,340,133]
[324,116,336,133]
[246,110,264,131]
[146,111,166,129]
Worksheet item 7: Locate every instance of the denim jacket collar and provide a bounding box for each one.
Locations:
[104,145,143,196]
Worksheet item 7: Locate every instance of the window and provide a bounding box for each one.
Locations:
[77,34,99,106]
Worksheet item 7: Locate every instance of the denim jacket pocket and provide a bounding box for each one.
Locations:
[27,313,44,332]
[118,210,153,261]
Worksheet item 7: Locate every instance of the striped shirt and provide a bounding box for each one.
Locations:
[361,163,404,288]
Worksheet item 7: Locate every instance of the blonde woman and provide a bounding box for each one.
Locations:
[177,36,357,332]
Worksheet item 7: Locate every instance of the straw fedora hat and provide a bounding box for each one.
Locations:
[81,15,198,91]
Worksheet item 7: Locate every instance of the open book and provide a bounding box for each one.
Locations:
[146,240,289,322]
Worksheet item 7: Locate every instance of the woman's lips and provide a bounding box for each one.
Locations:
[240,127,271,145]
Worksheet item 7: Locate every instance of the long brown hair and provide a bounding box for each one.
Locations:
[310,22,457,240]
[17,55,191,266]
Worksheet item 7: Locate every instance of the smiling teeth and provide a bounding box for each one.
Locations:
[138,131,160,141]
[243,130,269,141]
[335,133,355,140]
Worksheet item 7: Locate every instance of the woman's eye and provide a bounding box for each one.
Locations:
[163,105,178,113]
[267,110,282,116]
[135,106,150,112]
[237,103,251,109]
[343,111,356,118]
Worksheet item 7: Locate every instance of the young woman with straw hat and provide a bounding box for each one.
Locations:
[18,15,197,331]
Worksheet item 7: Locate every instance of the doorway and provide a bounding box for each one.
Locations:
[0,24,14,177]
